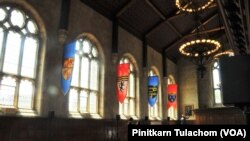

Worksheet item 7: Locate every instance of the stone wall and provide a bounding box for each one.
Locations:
[177,58,198,120]
[0,0,170,119]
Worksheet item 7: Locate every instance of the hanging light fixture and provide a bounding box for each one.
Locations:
[179,39,221,57]
[213,50,234,59]
[177,0,221,78]
[176,0,214,13]
[179,38,221,78]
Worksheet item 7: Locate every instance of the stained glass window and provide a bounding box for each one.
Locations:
[69,37,100,116]
[212,61,222,104]
[0,6,39,111]
[119,57,137,119]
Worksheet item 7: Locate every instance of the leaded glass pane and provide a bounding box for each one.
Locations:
[4,22,10,29]
[119,102,123,115]
[75,40,80,51]
[69,89,78,112]
[21,37,38,78]
[89,92,97,113]
[214,89,222,104]
[129,99,135,115]
[0,8,6,21]
[129,73,135,97]
[130,63,133,71]
[92,47,98,57]
[124,58,129,63]
[0,77,16,106]
[83,40,90,53]
[212,69,220,88]
[27,20,37,34]
[90,60,99,90]
[18,80,33,109]
[212,61,222,104]
[80,91,88,113]
[80,57,89,88]
[0,28,3,56]
[154,105,158,117]
[123,98,129,116]
[71,55,80,86]
[10,9,25,28]
[3,31,21,74]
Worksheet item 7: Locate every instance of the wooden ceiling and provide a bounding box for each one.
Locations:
[80,0,249,62]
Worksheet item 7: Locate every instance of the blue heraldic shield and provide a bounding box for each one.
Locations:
[148,76,159,106]
[61,41,76,96]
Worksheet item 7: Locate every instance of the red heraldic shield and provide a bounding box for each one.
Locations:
[117,63,130,103]
[167,84,178,108]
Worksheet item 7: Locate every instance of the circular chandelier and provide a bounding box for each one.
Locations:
[214,50,234,59]
[179,39,221,57]
[175,0,214,13]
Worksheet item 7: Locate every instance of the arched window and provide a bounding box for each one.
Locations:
[148,68,162,120]
[119,56,138,119]
[68,36,101,118]
[0,5,41,112]
[212,61,222,104]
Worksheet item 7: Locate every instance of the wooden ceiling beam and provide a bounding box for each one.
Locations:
[116,0,134,17]
[145,0,166,20]
[145,12,186,37]
[145,0,182,38]
[164,13,219,52]
[191,14,218,33]
[186,27,224,38]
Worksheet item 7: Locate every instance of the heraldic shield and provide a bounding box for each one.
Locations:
[117,63,130,103]
[167,84,177,108]
[148,76,159,107]
[61,41,76,96]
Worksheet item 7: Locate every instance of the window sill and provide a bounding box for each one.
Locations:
[17,109,38,117]
[0,108,37,117]
[149,117,162,121]
[0,107,17,115]
[119,115,138,120]
[69,112,102,119]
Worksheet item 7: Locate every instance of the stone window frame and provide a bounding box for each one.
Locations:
[68,33,105,119]
[118,54,139,120]
[0,1,46,116]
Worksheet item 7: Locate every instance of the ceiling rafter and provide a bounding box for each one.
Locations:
[192,13,218,39]
[164,13,219,52]
[217,0,236,52]
[145,12,185,37]
[116,0,135,17]
[118,18,143,39]
[145,0,182,38]
[186,26,224,38]
[80,0,225,62]
[191,14,218,33]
